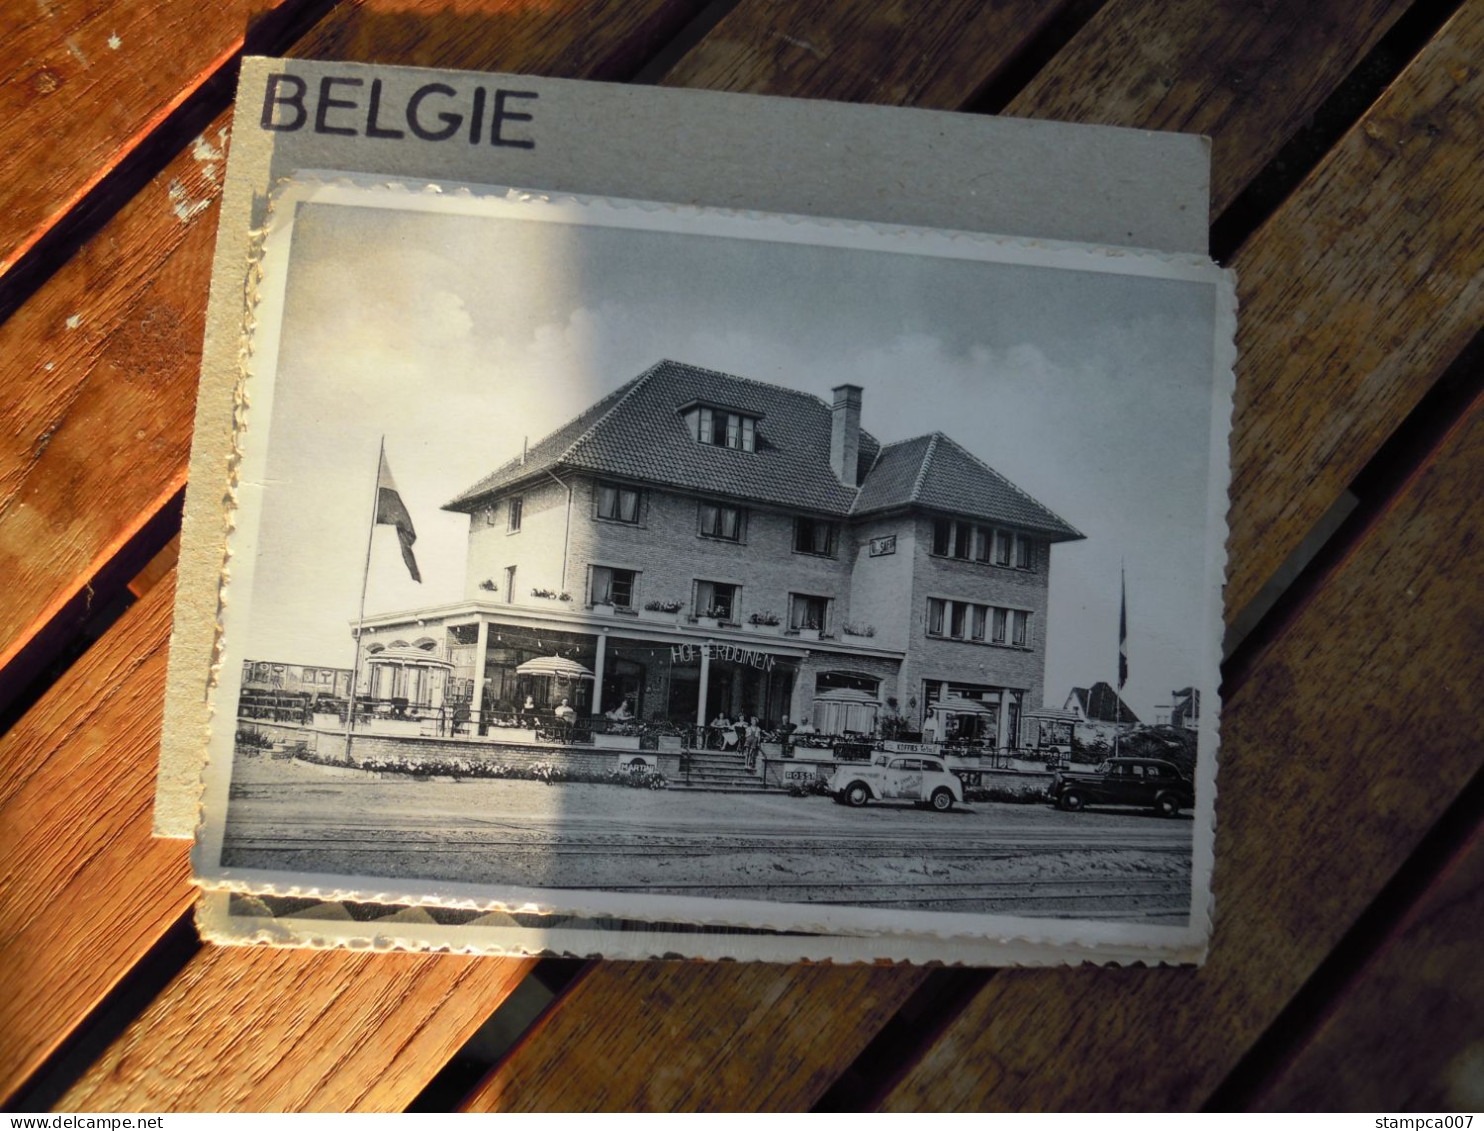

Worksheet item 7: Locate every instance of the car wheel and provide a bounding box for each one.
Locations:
[1059,790,1085,812]
[930,788,954,812]
[845,782,871,807]
[1156,793,1181,817]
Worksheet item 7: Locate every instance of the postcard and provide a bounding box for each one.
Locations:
[187,169,1232,959]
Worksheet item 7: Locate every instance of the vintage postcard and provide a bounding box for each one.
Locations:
[190,172,1232,959]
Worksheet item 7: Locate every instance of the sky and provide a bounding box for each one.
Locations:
[244,195,1223,718]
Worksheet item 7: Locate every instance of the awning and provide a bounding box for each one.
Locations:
[931,695,998,716]
[365,646,454,668]
[812,688,880,704]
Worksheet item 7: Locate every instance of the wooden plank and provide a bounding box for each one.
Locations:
[463,962,928,1112]
[451,3,1482,1111]
[0,0,705,673]
[878,388,1484,1110]
[58,944,533,1112]
[1256,824,1484,1111]
[0,575,193,1104]
[661,0,1081,109]
[0,0,298,278]
[1007,0,1412,215]
[1220,2,1483,618]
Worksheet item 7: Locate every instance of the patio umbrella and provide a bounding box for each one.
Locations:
[515,655,595,680]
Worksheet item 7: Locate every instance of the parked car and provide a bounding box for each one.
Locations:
[828,754,965,812]
[1047,758,1193,816]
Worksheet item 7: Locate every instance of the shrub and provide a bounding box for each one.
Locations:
[964,783,1047,805]
[296,748,668,789]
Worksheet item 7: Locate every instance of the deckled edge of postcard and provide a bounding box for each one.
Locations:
[155,54,1210,839]
[197,890,1207,965]
[186,172,1231,963]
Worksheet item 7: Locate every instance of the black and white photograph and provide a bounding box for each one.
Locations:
[197,177,1231,955]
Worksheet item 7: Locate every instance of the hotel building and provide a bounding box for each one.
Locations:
[356,360,1083,748]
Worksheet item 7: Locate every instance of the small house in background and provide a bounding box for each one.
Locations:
[1155,686,1201,731]
[1063,681,1139,746]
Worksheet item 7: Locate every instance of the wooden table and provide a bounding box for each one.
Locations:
[2,0,1480,1112]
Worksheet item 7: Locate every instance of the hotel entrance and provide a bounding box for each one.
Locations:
[663,642,797,728]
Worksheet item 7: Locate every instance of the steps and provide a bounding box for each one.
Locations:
[672,747,767,792]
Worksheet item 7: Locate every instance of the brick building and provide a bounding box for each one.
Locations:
[356,360,1083,747]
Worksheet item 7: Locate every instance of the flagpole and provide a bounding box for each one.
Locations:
[344,436,385,763]
[1114,559,1125,759]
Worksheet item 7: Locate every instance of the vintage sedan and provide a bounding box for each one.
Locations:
[1047,757,1194,816]
[828,754,965,812]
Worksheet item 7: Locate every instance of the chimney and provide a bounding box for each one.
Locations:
[830,384,863,485]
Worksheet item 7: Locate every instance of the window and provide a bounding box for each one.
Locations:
[483,505,496,526]
[927,598,946,636]
[1012,610,1029,647]
[932,519,952,556]
[994,529,1012,566]
[972,526,990,562]
[699,502,744,542]
[793,517,837,556]
[971,605,988,641]
[504,565,516,603]
[596,482,641,524]
[1016,535,1033,569]
[952,521,973,560]
[949,601,967,639]
[695,580,737,621]
[591,566,637,608]
[992,607,1008,644]
[508,497,523,532]
[789,593,830,632]
[698,407,757,452]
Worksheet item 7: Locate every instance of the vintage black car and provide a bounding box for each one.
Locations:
[1047,757,1194,816]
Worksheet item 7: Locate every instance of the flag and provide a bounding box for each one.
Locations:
[376,452,421,582]
[1118,565,1128,692]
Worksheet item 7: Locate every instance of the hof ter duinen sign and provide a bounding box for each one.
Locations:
[670,642,777,672]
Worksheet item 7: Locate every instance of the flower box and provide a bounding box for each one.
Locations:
[789,628,822,642]
[657,734,685,753]
[638,607,678,624]
[590,601,617,617]
[595,733,643,751]
[489,725,539,744]
[312,712,342,730]
[744,621,782,636]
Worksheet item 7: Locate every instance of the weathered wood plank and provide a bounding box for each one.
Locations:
[0,0,297,278]
[0,0,705,673]
[1007,0,1412,215]
[58,944,533,1112]
[1221,2,1483,618]
[878,388,1484,1110]
[463,962,928,1112]
[1255,823,1484,1111]
[0,574,193,1105]
[661,0,1080,109]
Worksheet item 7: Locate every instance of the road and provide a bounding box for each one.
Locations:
[222,757,1194,922]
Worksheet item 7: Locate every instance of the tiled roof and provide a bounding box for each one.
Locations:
[445,360,1080,540]
[1070,682,1140,724]
[447,360,878,514]
[850,432,1082,540]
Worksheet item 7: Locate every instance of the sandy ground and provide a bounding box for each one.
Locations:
[222,755,1193,920]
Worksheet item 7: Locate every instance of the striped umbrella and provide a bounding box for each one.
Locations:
[515,655,595,680]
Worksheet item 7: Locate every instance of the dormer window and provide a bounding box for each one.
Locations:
[697,406,757,452]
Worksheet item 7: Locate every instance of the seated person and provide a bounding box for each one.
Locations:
[606,698,634,722]
[553,698,577,724]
